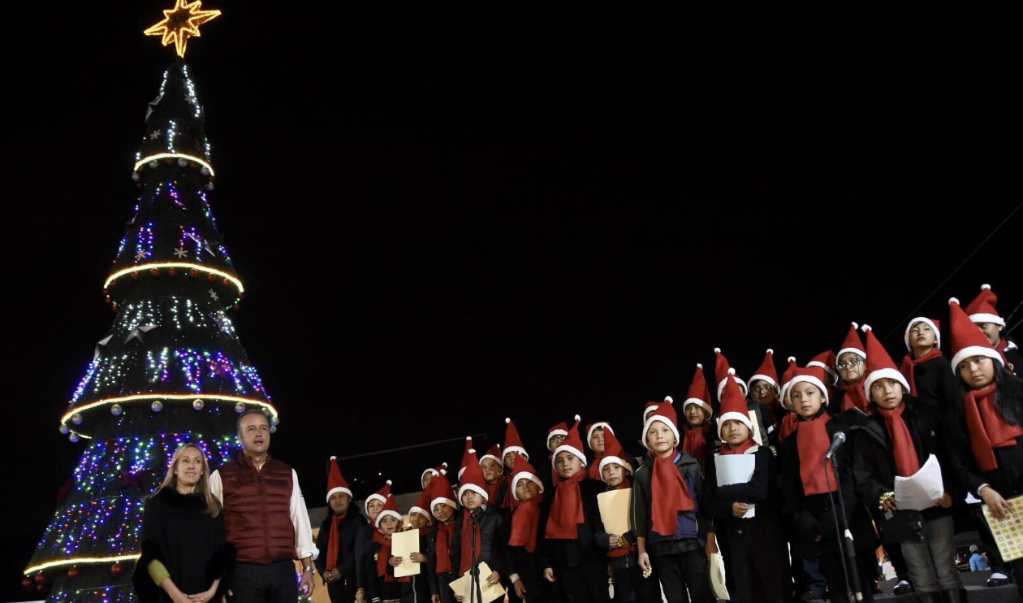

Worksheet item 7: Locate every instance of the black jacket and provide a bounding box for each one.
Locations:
[314,507,366,580]
[544,477,607,568]
[706,447,782,537]
[904,355,957,418]
[451,504,507,578]
[426,515,459,596]
[631,450,709,555]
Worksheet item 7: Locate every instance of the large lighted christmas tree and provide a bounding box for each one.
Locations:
[24,7,278,601]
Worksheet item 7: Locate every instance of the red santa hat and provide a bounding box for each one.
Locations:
[965,284,1005,327]
[510,453,545,500]
[427,472,458,515]
[644,396,672,421]
[779,356,800,409]
[420,463,448,489]
[585,421,614,448]
[949,297,1004,371]
[374,494,402,528]
[597,427,633,479]
[807,350,838,384]
[546,422,569,449]
[783,365,831,407]
[642,400,681,451]
[749,349,779,394]
[365,479,392,515]
[325,456,353,503]
[714,348,748,399]
[682,364,712,416]
[717,369,754,440]
[904,317,941,351]
[503,418,529,460]
[479,443,503,467]
[552,415,588,468]
[861,325,911,399]
[408,488,433,524]
[457,436,474,480]
[457,449,490,503]
[837,322,866,363]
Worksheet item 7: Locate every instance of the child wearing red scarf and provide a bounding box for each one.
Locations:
[451,449,505,602]
[779,366,869,603]
[852,326,961,603]
[502,455,557,603]
[681,363,715,469]
[314,458,364,603]
[355,480,393,602]
[706,373,789,603]
[964,284,1022,373]
[899,317,956,418]
[399,491,434,603]
[944,297,1023,597]
[426,473,460,603]
[362,495,404,603]
[542,416,611,602]
[632,400,712,603]
[833,323,871,420]
[595,429,659,603]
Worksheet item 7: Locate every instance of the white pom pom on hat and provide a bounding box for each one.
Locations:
[664,395,673,402]
[861,324,872,332]
[330,456,336,461]
[505,418,511,424]
[386,479,392,485]
[949,297,960,305]
[766,348,773,354]
[982,284,991,290]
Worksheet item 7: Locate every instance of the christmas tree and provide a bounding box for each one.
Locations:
[24,12,277,601]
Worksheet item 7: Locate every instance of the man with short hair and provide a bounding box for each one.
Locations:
[210,409,318,602]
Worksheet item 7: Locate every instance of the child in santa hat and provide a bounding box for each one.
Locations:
[749,349,786,440]
[681,364,715,469]
[478,443,509,510]
[833,323,870,418]
[544,421,569,489]
[852,325,962,603]
[900,317,956,418]
[594,428,659,603]
[451,449,506,602]
[362,494,404,603]
[706,372,789,603]
[943,297,1023,594]
[397,490,434,603]
[964,284,1022,373]
[315,457,365,603]
[425,473,460,603]
[543,416,611,602]
[632,401,712,603]
[586,420,635,479]
[421,463,448,491]
[502,454,557,603]
[356,479,393,602]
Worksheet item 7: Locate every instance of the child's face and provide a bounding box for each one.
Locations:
[684,404,709,427]
[547,434,565,452]
[721,420,751,447]
[432,502,454,523]
[870,378,904,409]
[790,382,824,418]
[837,352,865,384]
[908,321,937,353]
[601,462,625,488]
[515,478,541,502]
[554,451,584,479]
[481,458,504,484]
[503,451,517,471]
[645,420,677,456]
[421,472,434,490]
[329,492,351,516]
[378,515,399,535]
[959,355,995,389]
[589,428,605,454]
[366,499,384,520]
[410,512,430,530]
[461,490,484,511]
[977,322,1003,347]
[750,380,777,406]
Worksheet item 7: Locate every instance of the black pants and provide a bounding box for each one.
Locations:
[817,547,876,603]
[652,549,712,603]
[432,572,457,603]
[554,560,610,603]
[326,574,358,603]
[230,561,297,603]
[400,573,431,603]
[611,556,661,603]
[721,530,788,603]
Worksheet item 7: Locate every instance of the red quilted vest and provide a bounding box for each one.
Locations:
[220,455,296,564]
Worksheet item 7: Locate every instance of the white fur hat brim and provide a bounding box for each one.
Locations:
[904,317,941,351]
[862,368,911,403]
[717,377,748,399]
[374,510,402,528]
[717,411,754,441]
[430,496,458,515]
[597,455,633,479]
[546,430,568,447]
[748,374,779,393]
[503,446,528,460]
[682,397,712,415]
[325,486,353,503]
[836,348,866,364]
[551,443,588,469]
[642,414,680,451]
[784,375,830,406]
[950,346,1004,373]
[586,422,614,443]
[457,482,490,502]
[479,454,502,466]
[409,506,432,523]
[511,471,545,500]
[969,312,1005,327]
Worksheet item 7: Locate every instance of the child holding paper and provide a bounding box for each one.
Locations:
[707,371,788,603]
[852,326,960,603]
[543,416,611,603]
[357,480,393,602]
[362,494,404,603]
[451,449,505,602]
[426,473,460,603]
[595,428,659,603]
[632,400,713,603]
[399,491,434,603]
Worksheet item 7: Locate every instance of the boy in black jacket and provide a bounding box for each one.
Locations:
[425,473,460,603]
[451,449,505,601]
[315,458,365,603]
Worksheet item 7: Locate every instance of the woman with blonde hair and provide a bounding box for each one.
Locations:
[132,443,234,603]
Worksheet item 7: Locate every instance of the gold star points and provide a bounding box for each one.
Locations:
[144,0,221,58]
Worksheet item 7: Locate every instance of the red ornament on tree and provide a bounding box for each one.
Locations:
[67,566,79,579]
[110,563,123,576]
[189,268,198,277]
[34,572,46,584]
[207,272,216,281]
[150,268,160,277]
[21,577,33,591]
[168,268,177,277]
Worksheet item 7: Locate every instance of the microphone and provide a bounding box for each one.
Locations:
[825,432,846,460]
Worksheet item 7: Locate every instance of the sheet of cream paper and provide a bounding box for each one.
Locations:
[893,454,944,511]
[715,454,757,518]
[391,529,421,577]
[710,551,730,600]
[597,488,632,536]
[449,562,507,603]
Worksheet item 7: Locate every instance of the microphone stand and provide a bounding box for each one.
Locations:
[825,448,862,603]
[470,508,484,603]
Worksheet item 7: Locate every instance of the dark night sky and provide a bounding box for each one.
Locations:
[2,2,1019,597]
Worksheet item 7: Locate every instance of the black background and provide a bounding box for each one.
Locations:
[2,3,1019,599]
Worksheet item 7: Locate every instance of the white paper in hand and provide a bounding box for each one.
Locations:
[894,454,944,511]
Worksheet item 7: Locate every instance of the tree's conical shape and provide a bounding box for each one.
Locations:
[25,62,278,603]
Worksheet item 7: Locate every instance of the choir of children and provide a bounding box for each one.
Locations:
[312,283,1023,603]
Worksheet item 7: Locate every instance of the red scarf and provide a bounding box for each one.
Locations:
[683,423,711,465]
[605,481,633,558]
[876,404,920,477]
[434,521,454,574]
[373,530,398,583]
[650,449,695,537]
[780,413,798,442]
[964,383,1023,472]
[587,453,605,480]
[459,511,484,575]
[795,415,838,495]
[484,478,504,506]
[545,472,587,539]
[720,438,756,455]
[549,456,562,487]
[325,512,346,571]
[839,381,868,412]
[508,494,543,553]
[900,349,943,396]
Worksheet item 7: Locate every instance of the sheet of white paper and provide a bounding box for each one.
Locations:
[715,454,756,486]
[965,492,981,505]
[391,529,421,577]
[597,488,631,536]
[894,454,944,511]
[449,562,506,603]
[710,552,730,600]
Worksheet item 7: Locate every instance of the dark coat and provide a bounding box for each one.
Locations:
[631,450,709,555]
[451,503,507,577]
[543,477,607,568]
[427,515,459,597]
[706,447,783,531]
[132,488,234,603]
[903,355,957,418]
[314,506,366,581]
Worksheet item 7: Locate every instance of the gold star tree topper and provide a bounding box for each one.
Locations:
[144,0,221,58]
